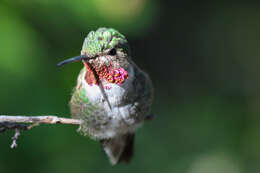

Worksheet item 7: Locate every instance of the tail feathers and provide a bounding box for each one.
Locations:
[100,133,135,165]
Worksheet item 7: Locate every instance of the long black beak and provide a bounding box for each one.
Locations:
[57,55,91,67]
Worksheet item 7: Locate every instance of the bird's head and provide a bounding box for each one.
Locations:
[58,28,131,85]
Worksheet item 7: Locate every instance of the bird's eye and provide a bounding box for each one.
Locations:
[108,48,117,56]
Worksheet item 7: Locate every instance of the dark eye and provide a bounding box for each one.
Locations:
[109,48,117,56]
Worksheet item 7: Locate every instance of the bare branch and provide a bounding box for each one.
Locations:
[0,115,81,125]
[0,115,82,148]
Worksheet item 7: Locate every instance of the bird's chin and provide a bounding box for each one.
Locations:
[82,60,128,85]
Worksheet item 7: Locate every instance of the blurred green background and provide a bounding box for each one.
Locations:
[1,1,260,173]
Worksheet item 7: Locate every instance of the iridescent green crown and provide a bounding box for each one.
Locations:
[81,28,129,57]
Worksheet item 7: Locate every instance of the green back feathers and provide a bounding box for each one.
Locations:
[81,28,129,57]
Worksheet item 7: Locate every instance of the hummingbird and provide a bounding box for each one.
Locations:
[57,28,153,165]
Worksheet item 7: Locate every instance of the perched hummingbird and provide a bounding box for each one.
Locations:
[57,28,153,165]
